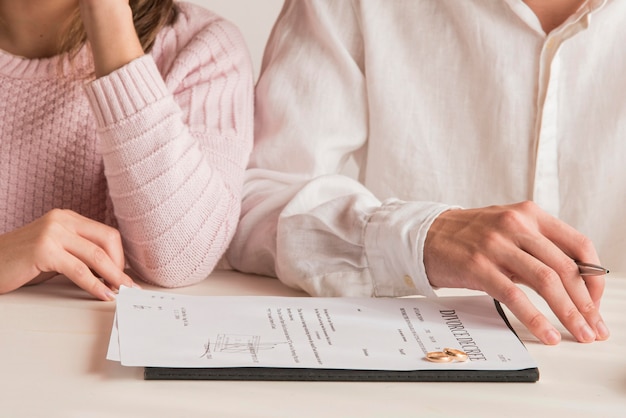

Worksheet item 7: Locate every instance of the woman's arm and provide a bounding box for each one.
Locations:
[79,0,144,77]
[83,4,254,287]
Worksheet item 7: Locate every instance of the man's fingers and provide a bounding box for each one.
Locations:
[533,208,606,306]
[514,234,608,341]
[537,209,600,263]
[563,275,609,340]
[484,269,561,345]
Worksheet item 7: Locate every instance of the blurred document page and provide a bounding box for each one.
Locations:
[108,287,536,371]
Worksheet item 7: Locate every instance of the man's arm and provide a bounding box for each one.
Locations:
[228,0,608,345]
[227,0,450,298]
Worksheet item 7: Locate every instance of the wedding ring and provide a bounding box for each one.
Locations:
[425,351,453,363]
[444,347,469,362]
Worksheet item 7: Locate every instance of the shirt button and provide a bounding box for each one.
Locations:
[403,275,416,289]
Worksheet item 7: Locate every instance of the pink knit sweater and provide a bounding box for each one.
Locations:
[0,3,253,287]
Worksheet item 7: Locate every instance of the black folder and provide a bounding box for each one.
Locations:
[144,365,539,382]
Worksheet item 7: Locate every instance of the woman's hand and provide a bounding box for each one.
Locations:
[79,0,144,77]
[0,209,139,300]
[424,201,609,345]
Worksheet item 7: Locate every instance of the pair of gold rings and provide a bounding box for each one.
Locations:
[425,348,469,363]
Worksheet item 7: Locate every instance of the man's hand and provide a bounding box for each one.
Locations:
[424,201,609,345]
[0,209,139,300]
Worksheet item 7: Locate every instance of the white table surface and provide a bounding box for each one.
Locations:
[1,270,624,418]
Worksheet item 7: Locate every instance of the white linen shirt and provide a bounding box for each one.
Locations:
[227,0,626,297]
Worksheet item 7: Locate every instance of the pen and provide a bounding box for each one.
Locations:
[576,261,609,276]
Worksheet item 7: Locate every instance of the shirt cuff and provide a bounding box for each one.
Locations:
[363,199,457,298]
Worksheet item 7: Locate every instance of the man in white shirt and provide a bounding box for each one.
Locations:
[228,0,621,345]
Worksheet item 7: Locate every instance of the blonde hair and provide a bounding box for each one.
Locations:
[60,0,179,59]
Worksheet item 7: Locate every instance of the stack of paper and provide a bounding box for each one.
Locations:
[107,287,539,382]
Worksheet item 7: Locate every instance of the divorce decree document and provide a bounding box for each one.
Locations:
[108,287,537,372]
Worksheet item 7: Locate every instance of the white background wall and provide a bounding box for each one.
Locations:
[186,0,284,79]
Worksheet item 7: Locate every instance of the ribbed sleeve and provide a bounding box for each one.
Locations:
[83,3,253,287]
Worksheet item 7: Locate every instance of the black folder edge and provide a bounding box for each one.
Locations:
[144,300,539,382]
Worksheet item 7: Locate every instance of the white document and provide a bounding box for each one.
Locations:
[108,287,537,371]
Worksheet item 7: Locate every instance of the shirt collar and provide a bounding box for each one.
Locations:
[503,0,608,37]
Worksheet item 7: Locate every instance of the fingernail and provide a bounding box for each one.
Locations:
[544,329,561,345]
[105,291,117,301]
[581,324,596,342]
[596,320,610,340]
[132,282,142,289]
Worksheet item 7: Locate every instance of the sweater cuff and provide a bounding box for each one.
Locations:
[363,199,457,298]
[83,55,169,127]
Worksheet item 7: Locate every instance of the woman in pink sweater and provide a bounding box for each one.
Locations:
[0,1,253,300]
